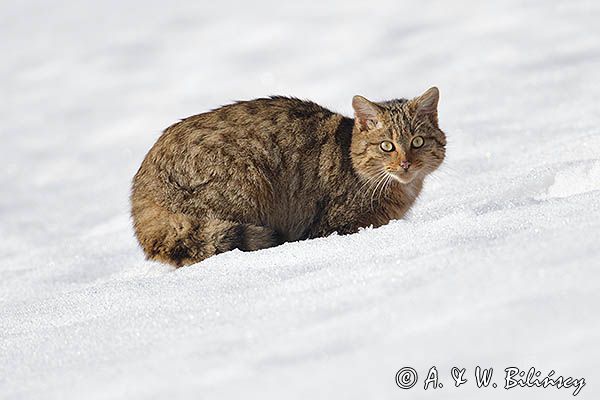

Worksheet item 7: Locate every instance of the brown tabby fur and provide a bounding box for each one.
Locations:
[131,87,446,267]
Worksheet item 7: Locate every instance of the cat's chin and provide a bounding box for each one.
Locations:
[390,172,417,184]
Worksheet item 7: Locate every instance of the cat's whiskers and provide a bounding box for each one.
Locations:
[378,173,394,202]
[360,172,387,205]
[370,171,392,211]
[351,170,386,210]
[352,171,382,199]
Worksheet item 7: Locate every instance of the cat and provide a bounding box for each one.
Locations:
[131,87,446,267]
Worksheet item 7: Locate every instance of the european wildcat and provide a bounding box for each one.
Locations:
[131,87,445,267]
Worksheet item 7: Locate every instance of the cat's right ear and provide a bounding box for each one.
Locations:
[352,95,382,131]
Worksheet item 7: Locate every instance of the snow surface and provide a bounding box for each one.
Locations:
[1,1,600,399]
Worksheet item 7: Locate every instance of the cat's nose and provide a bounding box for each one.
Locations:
[400,160,411,171]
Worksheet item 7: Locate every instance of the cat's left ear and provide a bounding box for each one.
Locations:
[352,95,382,131]
[414,87,439,120]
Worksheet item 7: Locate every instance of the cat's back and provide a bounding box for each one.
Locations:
[168,96,337,142]
[143,96,343,186]
[134,96,348,224]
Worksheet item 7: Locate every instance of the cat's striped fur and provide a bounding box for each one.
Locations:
[131,88,445,267]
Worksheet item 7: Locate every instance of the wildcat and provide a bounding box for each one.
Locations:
[131,87,446,267]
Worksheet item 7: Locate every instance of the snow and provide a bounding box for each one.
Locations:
[1,0,599,399]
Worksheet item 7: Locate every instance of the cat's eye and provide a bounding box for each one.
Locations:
[380,141,395,152]
[411,136,424,148]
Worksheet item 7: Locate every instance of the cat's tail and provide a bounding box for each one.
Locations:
[132,199,282,267]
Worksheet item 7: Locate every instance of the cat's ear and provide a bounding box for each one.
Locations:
[414,87,439,116]
[352,95,382,131]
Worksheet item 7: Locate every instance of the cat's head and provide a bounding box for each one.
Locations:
[350,87,446,184]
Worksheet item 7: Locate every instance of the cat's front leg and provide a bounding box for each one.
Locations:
[309,208,361,238]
